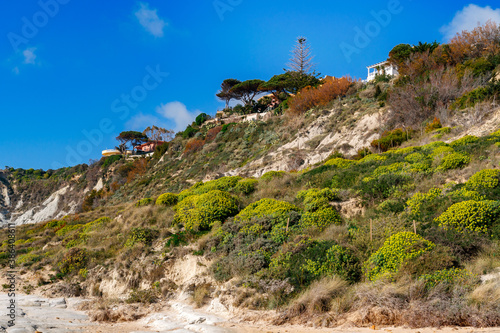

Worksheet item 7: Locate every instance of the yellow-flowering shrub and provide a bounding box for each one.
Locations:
[430,145,454,158]
[363,232,436,281]
[407,188,442,216]
[58,248,88,276]
[16,253,42,265]
[419,268,474,288]
[296,188,339,212]
[81,217,110,234]
[436,152,470,171]
[234,178,258,195]
[385,146,419,155]
[261,171,285,181]
[56,224,84,237]
[191,176,242,195]
[300,207,342,231]
[435,200,500,234]
[235,198,299,222]
[450,135,479,147]
[451,187,485,201]
[174,190,239,231]
[358,154,387,163]
[296,188,341,230]
[324,157,355,168]
[465,169,500,191]
[178,189,195,201]
[405,152,426,163]
[125,227,159,247]
[421,141,447,151]
[371,162,411,177]
[156,193,178,206]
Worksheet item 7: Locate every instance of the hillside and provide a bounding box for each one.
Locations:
[2,23,500,330]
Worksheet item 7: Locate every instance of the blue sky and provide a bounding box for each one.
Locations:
[1,0,499,170]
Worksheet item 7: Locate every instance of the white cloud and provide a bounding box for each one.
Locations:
[12,67,20,75]
[23,47,37,64]
[125,102,201,133]
[441,4,500,41]
[135,2,167,37]
[156,102,201,132]
[125,112,164,131]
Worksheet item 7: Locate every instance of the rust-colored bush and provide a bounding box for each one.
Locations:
[184,139,205,154]
[288,76,353,115]
[448,20,500,64]
[206,126,222,142]
[126,158,148,183]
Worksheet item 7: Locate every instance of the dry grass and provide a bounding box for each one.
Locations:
[192,283,211,308]
[288,276,348,317]
[80,298,159,322]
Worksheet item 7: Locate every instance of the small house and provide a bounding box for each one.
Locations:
[134,141,166,153]
[366,61,398,82]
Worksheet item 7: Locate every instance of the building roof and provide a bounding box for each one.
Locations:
[367,60,390,69]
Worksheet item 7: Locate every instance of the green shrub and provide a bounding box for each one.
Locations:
[358,154,387,163]
[323,158,355,168]
[152,142,169,159]
[44,220,66,229]
[451,81,500,110]
[182,125,198,139]
[297,188,339,212]
[465,169,500,192]
[364,232,436,281]
[56,224,84,237]
[302,244,360,283]
[136,198,154,207]
[378,199,405,213]
[436,152,470,171]
[371,128,411,152]
[155,193,178,206]
[406,188,442,217]
[81,217,110,234]
[102,155,122,169]
[58,248,89,276]
[261,171,285,181]
[404,152,426,164]
[174,190,239,231]
[234,178,258,195]
[434,127,451,134]
[435,200,500,234]
[178,189,195,201]
[300,207,342,231]
[221,123,235,133]
[16,253,42,265]
[430,145,454,158]
[125,227,159,247]
[450,135,479,147]
[191,176,242,195]
[419,268,474,289]
[359,173,411,200]
[235,198,300,222]
[195,113,209,126]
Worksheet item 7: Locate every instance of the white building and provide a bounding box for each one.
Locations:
[366,61,398,82]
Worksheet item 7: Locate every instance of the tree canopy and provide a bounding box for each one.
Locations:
[287,36,315,75]
[216,79,241,109]
[116,131,149,151]
[230,79,265,106]
[142,126,173,144]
